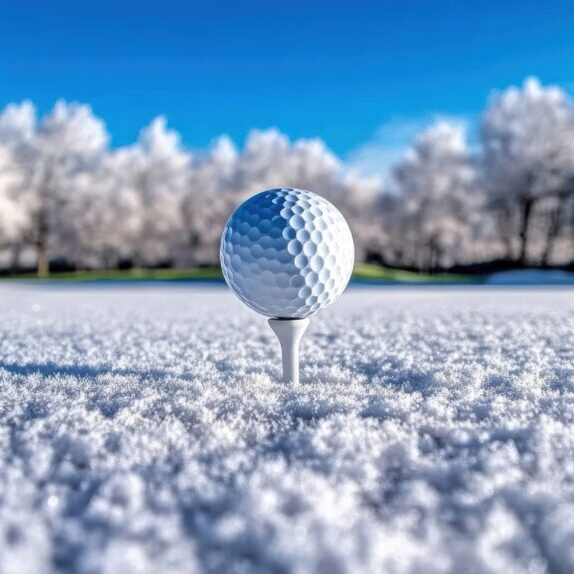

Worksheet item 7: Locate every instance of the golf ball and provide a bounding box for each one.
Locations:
[220,188,354,318]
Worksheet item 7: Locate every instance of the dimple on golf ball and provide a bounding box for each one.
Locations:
[220,188,354,318]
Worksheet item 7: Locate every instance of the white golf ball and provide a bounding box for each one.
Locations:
[220,188,354,318]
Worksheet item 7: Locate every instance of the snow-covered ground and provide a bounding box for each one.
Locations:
[1,285,574,574]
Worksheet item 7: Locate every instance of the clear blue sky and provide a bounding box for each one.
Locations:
[1,0,574,158]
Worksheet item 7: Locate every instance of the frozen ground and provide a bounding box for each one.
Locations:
[1,285,574,574]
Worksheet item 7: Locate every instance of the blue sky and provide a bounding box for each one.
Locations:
[1,0,574,165]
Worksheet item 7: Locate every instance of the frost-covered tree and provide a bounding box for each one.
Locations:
[2,78,572,274]
[106,117,191,267]
[0,100,108,275]
[0,102,35,267]
[178,135,240,266]
[0,144,27,251]
[235,129,380,262]
[234,129,349,210]
[176,128,380,266]
[338,170,383,262]
[391,121,478,269]
[60,159,142,269]
[481,78,574,264]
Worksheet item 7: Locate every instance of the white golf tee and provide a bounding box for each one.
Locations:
[268,318,310,384]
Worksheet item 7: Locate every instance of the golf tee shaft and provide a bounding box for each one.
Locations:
[268,318,310,384]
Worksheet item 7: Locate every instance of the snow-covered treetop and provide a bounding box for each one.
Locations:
[481,77,574,200]
[40,101,108,160]
[408,121,468,161]
[0,101,36,146]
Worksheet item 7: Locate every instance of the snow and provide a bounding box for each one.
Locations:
[1,284,574,573]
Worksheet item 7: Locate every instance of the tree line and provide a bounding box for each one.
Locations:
[0,77,572,276]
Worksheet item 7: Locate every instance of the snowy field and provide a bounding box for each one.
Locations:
[1,285,574,574]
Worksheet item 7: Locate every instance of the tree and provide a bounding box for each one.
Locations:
[0,102,35,268]
[0,144,27,252]
[179,135,240,266]
[114,117,191,267]
[0,100,108,276]
[178,128,381,267]
[235,129,380,262]
[391,121,478,270]
[237,129,342,196]
[481,78,574,264]
[59,158,142,269]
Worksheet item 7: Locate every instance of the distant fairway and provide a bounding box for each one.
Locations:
[0,263,477,284]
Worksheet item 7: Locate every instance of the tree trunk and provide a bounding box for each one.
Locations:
[496,205,514,260]
[9,244,21,274]
[37,243,49,278]
[426,238,438,273]
[517,198,535,265]
[35,208,49,278]
[541,204,563,266]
